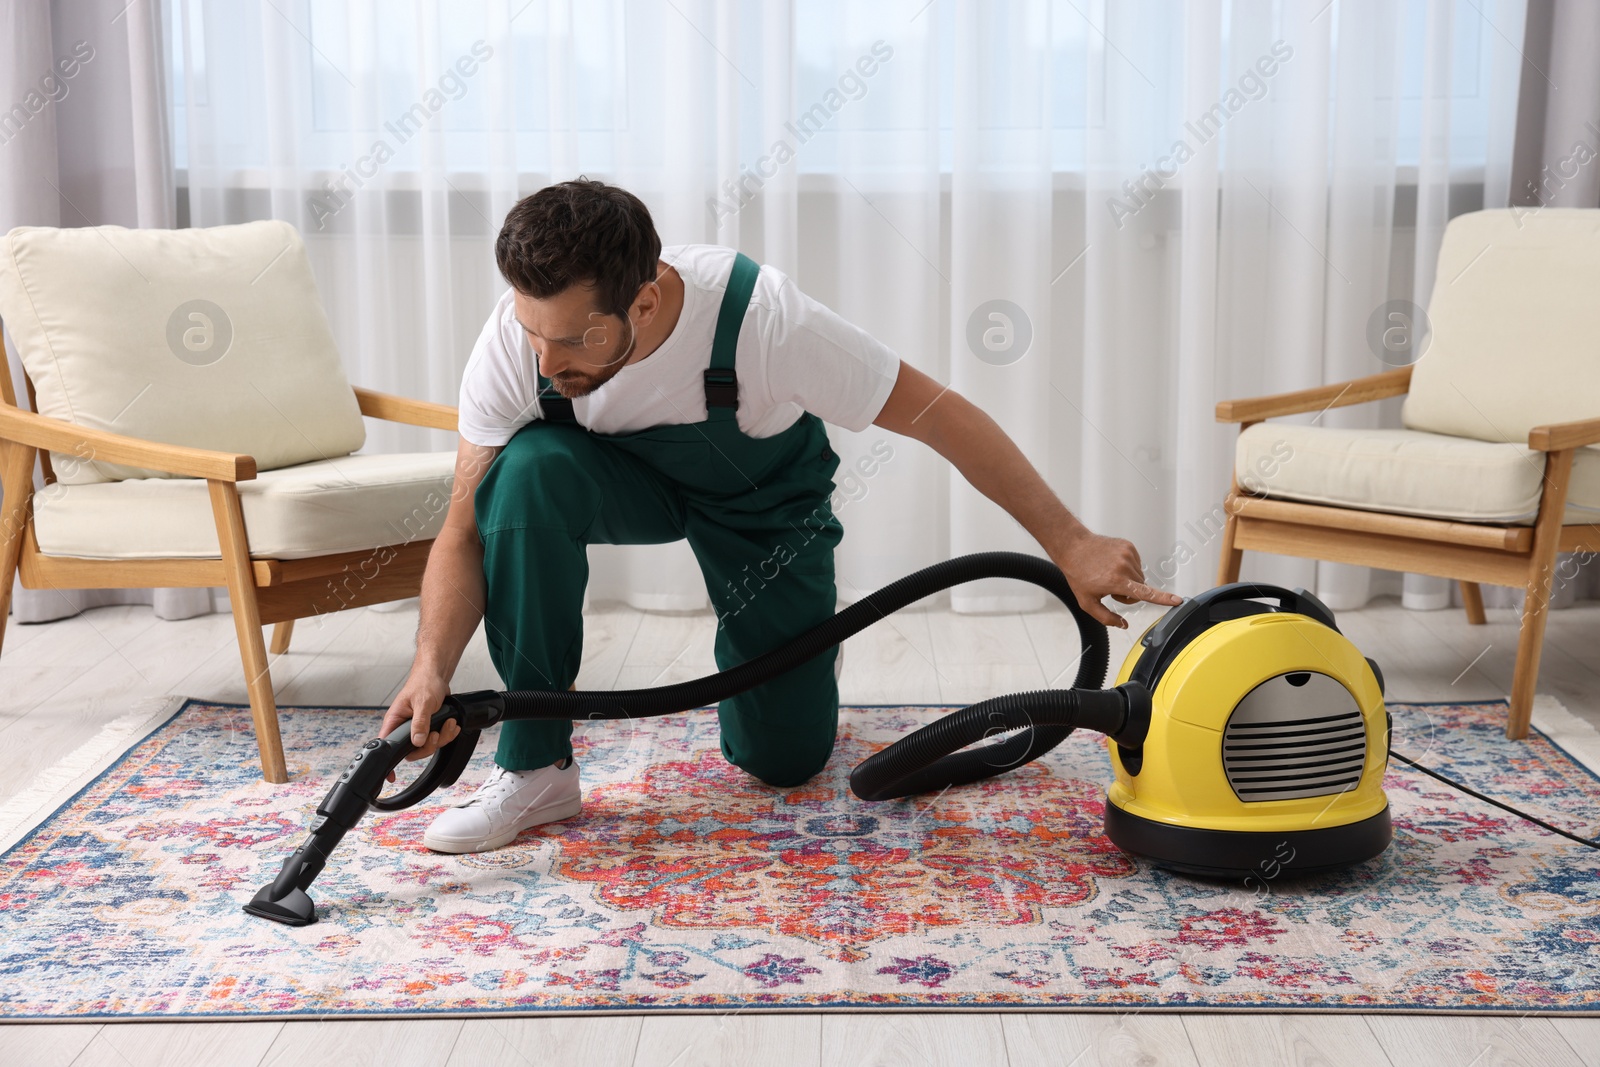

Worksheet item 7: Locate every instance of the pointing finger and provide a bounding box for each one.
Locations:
[1127,580,1183,607]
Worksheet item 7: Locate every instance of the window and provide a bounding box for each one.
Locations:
[168,0,1510,179]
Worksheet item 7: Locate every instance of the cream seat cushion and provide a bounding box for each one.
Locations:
[32,452,456,560]
[1236,423,1600,526]
[0,221,365,483]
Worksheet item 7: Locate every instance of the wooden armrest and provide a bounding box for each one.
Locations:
[0,405,256,481]
[353,386,458,432]
[1216,366,1413,424]
[1528,416,1600,452]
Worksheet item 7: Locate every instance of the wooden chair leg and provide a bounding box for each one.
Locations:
[208,479,288,783]
[0,440,36,657]
[1217,457,1247,586]
[1216,514,1243,585]
[1509,587,1553,741]
[1460,581,1486,625]
[1507,448,1574,740]
[270,619,295,655]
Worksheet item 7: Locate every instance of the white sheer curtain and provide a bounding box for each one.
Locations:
[169,0,1545,618]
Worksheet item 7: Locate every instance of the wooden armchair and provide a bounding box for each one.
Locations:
[1214,209,1600,739]
[0,221,460,782]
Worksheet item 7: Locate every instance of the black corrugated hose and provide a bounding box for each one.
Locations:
[494,551,1147,801]
[245,552,1151,926]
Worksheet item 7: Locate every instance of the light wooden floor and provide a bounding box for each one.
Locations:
[2,594,1598,1066]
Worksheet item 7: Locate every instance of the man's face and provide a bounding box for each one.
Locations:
[512,284,635,398]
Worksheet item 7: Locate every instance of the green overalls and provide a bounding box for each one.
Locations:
[473,253,845,787]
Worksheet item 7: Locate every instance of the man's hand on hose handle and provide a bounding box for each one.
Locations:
[379,672,463,783]
[1051,527,1183,629]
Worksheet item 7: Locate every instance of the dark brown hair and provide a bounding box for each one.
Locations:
[494,178,662,319]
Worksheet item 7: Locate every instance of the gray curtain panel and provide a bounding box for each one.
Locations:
[1,0,216,624]
[1475,0,1600,613]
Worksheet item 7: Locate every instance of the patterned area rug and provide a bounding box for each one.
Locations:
[1,697,1598,1019]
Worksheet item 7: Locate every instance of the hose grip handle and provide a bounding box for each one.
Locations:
[366,691,503,812]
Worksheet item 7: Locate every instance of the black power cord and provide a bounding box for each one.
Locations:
[1389,749,1600,851]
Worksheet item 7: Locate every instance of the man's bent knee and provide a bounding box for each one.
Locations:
[730,737,833,788]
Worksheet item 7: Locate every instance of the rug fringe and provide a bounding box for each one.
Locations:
[0,696,188,852]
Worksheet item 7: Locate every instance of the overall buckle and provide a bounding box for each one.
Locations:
[703,368,739,410]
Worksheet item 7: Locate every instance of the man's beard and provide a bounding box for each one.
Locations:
[550,318,636,398]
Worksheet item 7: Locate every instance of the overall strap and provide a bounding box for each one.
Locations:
[704,251,759,422]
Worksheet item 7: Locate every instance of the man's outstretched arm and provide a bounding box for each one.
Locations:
[377,437,502,773]
[872,360,1183,628]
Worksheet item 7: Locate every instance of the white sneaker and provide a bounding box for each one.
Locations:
[422,760,582,854]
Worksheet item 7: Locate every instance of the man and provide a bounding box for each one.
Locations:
[379,178,1180,854]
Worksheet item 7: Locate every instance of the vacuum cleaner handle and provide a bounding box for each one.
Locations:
[1129,582,1339,689]
[367,690,506,811]
[1162,582,1337,632]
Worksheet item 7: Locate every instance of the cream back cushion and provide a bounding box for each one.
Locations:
[1403,208,1600,444]
[0,221,364,484]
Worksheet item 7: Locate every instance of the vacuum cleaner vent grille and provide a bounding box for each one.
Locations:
[1222,673,1367,802]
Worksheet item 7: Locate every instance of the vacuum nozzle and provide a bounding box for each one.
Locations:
[243,847,322,926]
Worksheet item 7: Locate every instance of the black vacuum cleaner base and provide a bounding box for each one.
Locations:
[243,886,318,926]
[1104,801,1392,879]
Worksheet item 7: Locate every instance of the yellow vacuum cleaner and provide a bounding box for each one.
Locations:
[1102,584,1392,877]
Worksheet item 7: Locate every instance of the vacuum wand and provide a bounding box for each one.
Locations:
[245,552,1148,926]
[244,690,509,925]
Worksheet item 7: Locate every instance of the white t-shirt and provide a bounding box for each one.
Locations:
[457,244,901,447]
